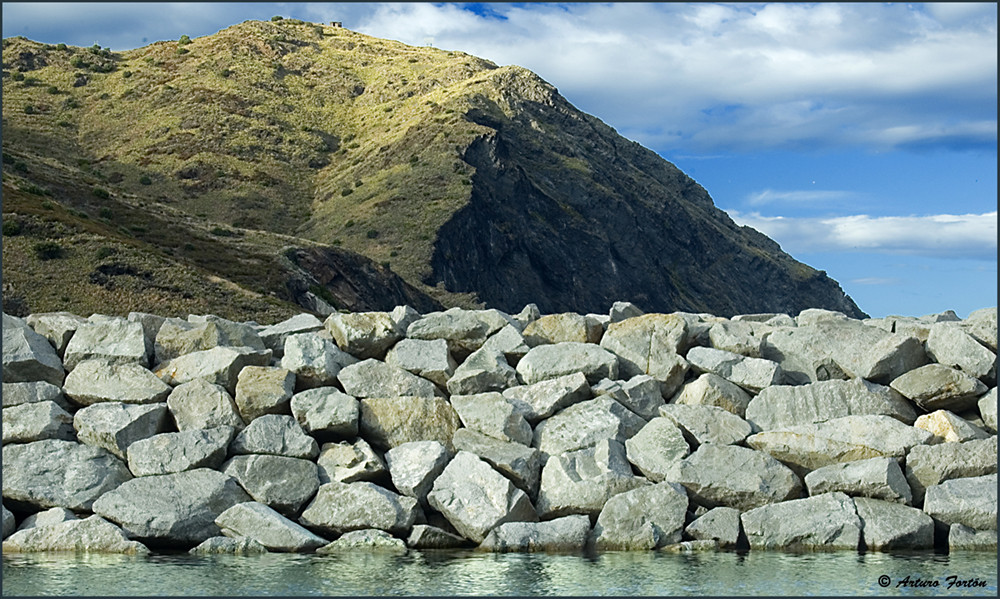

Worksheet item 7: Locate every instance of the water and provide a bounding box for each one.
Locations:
[2,549,996,596]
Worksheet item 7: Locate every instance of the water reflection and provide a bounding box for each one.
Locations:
[2,550,996,596]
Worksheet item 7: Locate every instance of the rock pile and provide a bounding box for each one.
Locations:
[3,305,996,555]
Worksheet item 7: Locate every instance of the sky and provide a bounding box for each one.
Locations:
[3,2,996,319]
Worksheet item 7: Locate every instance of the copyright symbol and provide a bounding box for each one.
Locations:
[878,575,891,588]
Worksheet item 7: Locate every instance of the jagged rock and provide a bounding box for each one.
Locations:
[1,440,132,511]
[2,381,70,410]
[923,474,997,530]
[63,318,148,372]
[317,529,407,553]
[216,501,327,552]
[686,347,783,393]
[166,378,245,431]
[234,366,296,422]
[359,396,461,450]
[407,524,472,549]
[683,506,741,548]
[708,320,765,358]
[517,342,619,385]
[962,307,998,352]
[658,404,752,447]
[127,426,234,476]
[154,320,243,366]
[734,313,796,326]
[670,373,752,418]
[481,324,531,365]
[502,372,591,424]
[675,444,801,511]
[914,410,990,443]
[289,386,359,438]
[760,326,848,385]
[536,439,648,519]
[592,375,665,420]
[853,497,934,550]
[390,305,421,332]
[889,363,987,412]
[904,436,997,506]
[745,378,917,432]
[222,454,319,514]
[16,507,77,531]
[796,308,850,326]
[948,524,998,551]
[325,311,402,360]
[339,359,444,399]
[599,314,690,383]
[257,313,324,357]
[299,481,419,536]
[480,515,591,553]
[1,515,149,554]
[92,468,250,546]
[926,322,996,382]
[609,301,644,323]
[510,303,541,330]
[741,492,861,550]
[189,536,268,555]
[316,438,386,484]
[745,415,934,475]
[406,309,497,357]
[450,392,532,445]
[427,451,537,543]
[521,313,602,346]
[624,417,690,482]
[803,458,912,504]
[446,346,519,396]
[980,388,997,433]
[385,441,452,506]
[3,505,16,540]
[532,396,645,457]
[63,359,172,406]
[230,414,319,459]
[187,315,265,350]
[73,402,167,460]
[660,539,720,553]
[453,429,542,498]
[280,332,358,390]
[593,482,689,550]
[2,401,75,443]
[3,313,65,386]
[26,312,88,357]
[155,346,272,395]
[384,338,456,388]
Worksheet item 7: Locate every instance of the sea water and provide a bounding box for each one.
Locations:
[2,549,996,596]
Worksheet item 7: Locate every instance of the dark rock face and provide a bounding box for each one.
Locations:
[431,79,864,318]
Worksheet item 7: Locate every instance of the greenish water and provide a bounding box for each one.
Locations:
[2,550,996,596]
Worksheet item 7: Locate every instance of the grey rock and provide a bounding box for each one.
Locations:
[961,307,997,352]
[660,539,720,553]
[73,402,167,460]
[316,438,386,484]
[230,414,319,459]
[385,441,452,505]
[280,332,357,390]
[126,426,234,476]
[684,506,741,548]
[390,305,422,332]
[339,358,444,399]
[1,440,132,511]
[299,481,419,536]
[17,507,78,532]
[948,523,997,551]
[686,347,783,393]
[234,366,296,422]
[325,311,402,360]
[223,454,320,514]
[480,515,591,553]
[854,497,934,550]
[599,314,691,384]
[979,388,997,433]
[3,313,65,386]
[593,482,689,550]
[923,474,997,530]
[676,444,802,511]
[708,320,765,358]
[536,439,649,519]
[609,301,644,323]
[741,492,861,550]
[624,417,690,482]
[914,410,990,443]
[517,342,620,385]
[593,375,665,420]
[905,436,997,506]
[154,320,252,366]
[889,363,987,412]
[155,346,272,395]
[289,386,358,437]
[804,458,912,504]
[734,312,795,326]
[926,322,996,382]
[481,324,531,365]
[405,309,497,357]
[1,515,149,554]
[452,429,542,499]
[428,451,538,542]
[521,313,602,346]
[166,378,245,432]
[317,529,407,553]
[2,381,70,410]
[658,404,752,447]
[511,303,541,330]
[26,311,88,357]
[670,373,752,418]
[532,396,645,457]
[216,501,327,552]
[3,504,16,540]
[63,359,172,406]
[359,396,461,450]
[92,468,251,545]
[502,372,591,424]
[189,535,268,555]
[186,314,265,351]
[407,524,472,549]
[2,400,75,443]
[63,318,148,372]
[760,325,849,385]
[451,392,532,445]
[258,313,325,357]
[384,338,456,388]
[447,346,519,396]
[796,308,850,326]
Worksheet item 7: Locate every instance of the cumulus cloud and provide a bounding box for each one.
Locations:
[746,189,856,207]
[727,210,998,260]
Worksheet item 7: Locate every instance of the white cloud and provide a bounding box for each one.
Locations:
[746,189,856,206]
[727,210,998,260]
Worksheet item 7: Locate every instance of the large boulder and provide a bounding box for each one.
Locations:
[446,346,519,396]
[63,359,172,406]
[127,426,234,476]
[73,402,167,461]
[317,528,408,553]
[740,492,861,550]
[155,346,272,395]
[502,372,591,424]
[257,313,324,357]
[683,506,741,548]
[926,322,996,382]
[316,438,387,484]
[481,324,531,365]
[16,507,78,531]
[708,319,766,358]
[685,347,783,393]
[521,313,602,346]
[92,468,251,546]
[2,381,70,410]
[450,392,532,445]
[407,524,472,549]
[675,444,802,511]
[406,308,508,357]
[803,457,912,505]
[229,414,319,459]
[479,515,591,553]
[62,318,148,372]
[889,364,987,412]
[913,410,990,443]
[453,429,543,499]
[535,439,648,519]
[670,373,752,418]
[324,312,401,360]
[904,436,997,505]
[979,388,997,433]
[289,387,359,438]
[961,307,997,352]
[658,404,752,447]
[948,524,998,551]
[922,474,997,531]
[532,397,645,457]
[221,454,320,514]
[384,338,456,388]
[516,342,619,385]
[1,515,149,554]
[26,311,88,357]
[427,451,538,543]
[165,378,245,432]
[189,536,268,555]
[153,320,258,366]
[2,401,75,443]
[599,314,691,386]
[384,441,452,506]
[338,359,444,399]
[280,332,357,390]
[593,482,689,550]
[216,501,327,552]
[854,497,934,550]
[623,417,690,482]
[187,315,265,350]
[359,396,461,450]
[298,481,420,536]
[592,375,665,420]
[745,378,917,432]
[2,439,132,511]
[2,313,65,386]
[233,366,296,422]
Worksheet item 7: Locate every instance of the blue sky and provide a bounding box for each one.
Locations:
[3,2,996,318]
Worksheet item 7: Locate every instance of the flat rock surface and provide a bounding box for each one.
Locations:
[216,501,327,552]
[741,492,862,550]
[299,481,419,536]
[359,396,461,450]
[2,515,149,555]
[479,515,591,553]
[745,378,917,431]
[222,454,320,514]
[676,444,802,511]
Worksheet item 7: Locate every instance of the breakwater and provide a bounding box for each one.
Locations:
[2,303,996,555]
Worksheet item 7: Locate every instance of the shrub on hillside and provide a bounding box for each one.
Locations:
[33,241,64,261]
